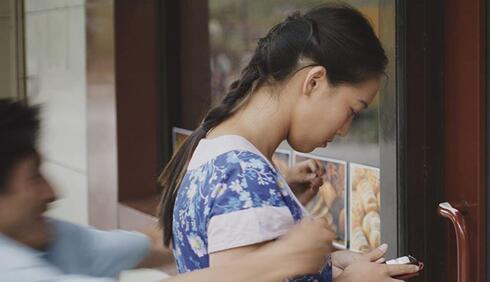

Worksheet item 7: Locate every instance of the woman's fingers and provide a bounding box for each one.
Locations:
[305,173,318,181]
[364,243,388,261]
[313,217,336,240]
[304,159,318,173]
[313,216,330,231]
[288,160,326,184]
[315,160,326,175]
[305,159,325,176]
[390,272,420,282]
[309,176,323,191]
[385,263,419,276]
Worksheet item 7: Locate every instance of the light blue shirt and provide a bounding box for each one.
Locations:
[0,219,151,282]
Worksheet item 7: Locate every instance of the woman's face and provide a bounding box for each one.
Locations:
[288,66,381,152]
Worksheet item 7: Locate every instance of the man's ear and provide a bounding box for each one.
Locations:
[302,66,327,96]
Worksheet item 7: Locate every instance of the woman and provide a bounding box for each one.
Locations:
[158,4,418,281]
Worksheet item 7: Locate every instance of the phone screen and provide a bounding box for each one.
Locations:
[386,255,419,265]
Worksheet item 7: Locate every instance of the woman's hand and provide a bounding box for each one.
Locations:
[280,159,326,205]
[334,261,420,282]
[265,218,336,277]
[331,244,388,278]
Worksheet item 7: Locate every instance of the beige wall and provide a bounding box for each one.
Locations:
[0,0,23,99]
[25,0,88,225]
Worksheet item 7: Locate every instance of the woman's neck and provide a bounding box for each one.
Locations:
[207,87,291,160]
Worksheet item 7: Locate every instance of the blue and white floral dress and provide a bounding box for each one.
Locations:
[172,135,332,281]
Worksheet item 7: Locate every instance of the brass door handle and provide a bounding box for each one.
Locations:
[437,202,470,282]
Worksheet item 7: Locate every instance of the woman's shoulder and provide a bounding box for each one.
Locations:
[216,150,270,167]
[187,135,275,172]
[187,150,277,182]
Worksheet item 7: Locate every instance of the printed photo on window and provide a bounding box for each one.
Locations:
[349,163,381,252]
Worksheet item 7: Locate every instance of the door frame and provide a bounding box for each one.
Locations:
[403,0,487,281]
[401,0,446,281]
[486,0,489,279]
[442,1,486,281]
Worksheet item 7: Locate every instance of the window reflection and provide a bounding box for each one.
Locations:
[208,0,394,167]
[209,0,395,252]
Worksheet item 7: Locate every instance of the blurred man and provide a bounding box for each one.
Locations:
[0,99,172,281]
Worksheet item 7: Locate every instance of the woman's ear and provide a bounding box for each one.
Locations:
[302,66,327,96]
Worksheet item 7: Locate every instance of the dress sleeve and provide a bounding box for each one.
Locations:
[206,151,296,253]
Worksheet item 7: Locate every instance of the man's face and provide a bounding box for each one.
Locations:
[0,153,56,250]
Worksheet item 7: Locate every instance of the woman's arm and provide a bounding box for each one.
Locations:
[163,251,292,282]
[166,218,335,282]
[209,243,265,266]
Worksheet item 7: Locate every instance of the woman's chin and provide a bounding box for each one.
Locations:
[290,144,317,153]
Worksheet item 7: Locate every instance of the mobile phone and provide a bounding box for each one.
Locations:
[385,255,424,280]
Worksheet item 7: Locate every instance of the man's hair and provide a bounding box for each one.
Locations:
[0,99,40,193]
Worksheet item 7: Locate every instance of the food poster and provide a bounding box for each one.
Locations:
[294,153,347,248]
[349,163,381,253]
[172,127,192,153]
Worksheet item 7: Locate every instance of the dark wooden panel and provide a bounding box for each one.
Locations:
[115,0,159,201]
[179,0,211,129]
[157,0,211,176]
[443,0,486,281]
[403,1,446,281]
[486,0,490,277]
[157,0,181,172]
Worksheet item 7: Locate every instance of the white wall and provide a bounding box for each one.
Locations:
[24,0,88,225]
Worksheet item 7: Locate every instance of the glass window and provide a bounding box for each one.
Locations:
[209,0,397,253]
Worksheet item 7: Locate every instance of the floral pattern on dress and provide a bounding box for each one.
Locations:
[172,150,332,282]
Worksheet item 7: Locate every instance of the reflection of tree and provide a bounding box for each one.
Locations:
[209,0,325,104]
